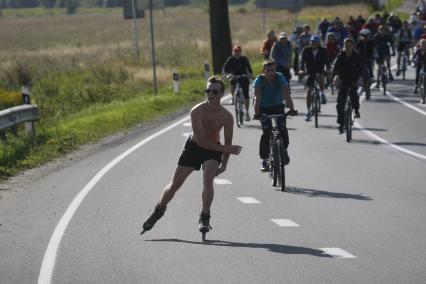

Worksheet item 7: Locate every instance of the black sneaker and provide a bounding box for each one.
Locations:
[142,204,166,233]
[260,160,269,172]
[354,110,360,118]
[199,211,212,233]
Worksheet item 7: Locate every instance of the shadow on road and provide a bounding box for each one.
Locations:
[286,186,373,201]
[146,239,332,257]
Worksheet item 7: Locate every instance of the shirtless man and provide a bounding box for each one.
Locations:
[141,76,242,237]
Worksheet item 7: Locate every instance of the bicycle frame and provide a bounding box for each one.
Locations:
[378,62,388,96]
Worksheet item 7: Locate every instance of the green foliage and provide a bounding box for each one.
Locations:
[0,88,21,110]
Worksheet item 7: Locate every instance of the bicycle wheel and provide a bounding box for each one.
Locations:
[423,75,426,104]
[235,92,242,127]
[314,90,319,128]
[365,76,371,100]
[402,57,407,81]
[345,103,353,143]
[276,138,286,191]
[382,73,387,96]
[269,138,278,186]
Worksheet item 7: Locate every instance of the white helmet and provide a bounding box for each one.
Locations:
[359,29,371,36]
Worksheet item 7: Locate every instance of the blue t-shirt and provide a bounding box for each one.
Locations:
[253,72,288,107]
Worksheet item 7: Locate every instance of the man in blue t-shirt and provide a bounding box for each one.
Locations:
[253,59,297,172]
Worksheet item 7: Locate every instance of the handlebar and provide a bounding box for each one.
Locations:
[254,110,298,120]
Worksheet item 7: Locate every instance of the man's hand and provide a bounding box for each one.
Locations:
[224,145,242,155]
[216,165,226,176]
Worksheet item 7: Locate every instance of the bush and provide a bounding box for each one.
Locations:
[0,88,21,110]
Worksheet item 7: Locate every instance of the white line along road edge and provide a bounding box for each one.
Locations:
[38,116,190,284]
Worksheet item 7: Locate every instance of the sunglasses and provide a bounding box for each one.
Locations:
[205,88,221,95]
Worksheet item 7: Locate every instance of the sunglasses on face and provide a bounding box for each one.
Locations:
[205,88,221,95]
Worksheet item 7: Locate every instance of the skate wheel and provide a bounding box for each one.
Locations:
[201,232,206,242]
[140,229,146,235]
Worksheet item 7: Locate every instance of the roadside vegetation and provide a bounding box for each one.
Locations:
[0,3,387,180]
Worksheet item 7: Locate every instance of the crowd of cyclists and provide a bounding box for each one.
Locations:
[220,4,426,171]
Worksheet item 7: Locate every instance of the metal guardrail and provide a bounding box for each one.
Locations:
[0,105,40,138]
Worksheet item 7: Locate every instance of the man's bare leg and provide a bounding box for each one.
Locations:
[158,165,194,208]
[201,160,219,214]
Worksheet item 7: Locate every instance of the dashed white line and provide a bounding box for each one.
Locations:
[320,248,357,259]
[182,132,191,137]
[214,178,232,185]
[237,197,261,204]
[270,219,300,227]
[182,122,191,127]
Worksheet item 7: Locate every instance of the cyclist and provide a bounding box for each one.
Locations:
[290,25,304,81]
[396,20,413,76]
[373,25,395,85]
[270,32,293,86]
[332,38,363,134]
[413,38,426,94]
[327,17,349,47]
[141,76,242,236]
[260,30,277,59]
[357,29,375,80]
[223,45,253,120]
[253,59,296,172]
[317,17,331,42]
[299,35,331,121]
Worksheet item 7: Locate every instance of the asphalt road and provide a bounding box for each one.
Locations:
[0,64,425,284]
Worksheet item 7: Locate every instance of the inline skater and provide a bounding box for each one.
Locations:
[141,76,242,240]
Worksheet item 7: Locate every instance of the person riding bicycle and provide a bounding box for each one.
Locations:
[373,25,396,84]
[357,28,375,74]
[270,32,293,86]
[223,45,253,120]
[327,17,349,47]
[261,30,277,59]
[332,38,363,134]
[396,20,413,76]
[299,35,331,121]
[413,39,426,94]
[253,59,296,172]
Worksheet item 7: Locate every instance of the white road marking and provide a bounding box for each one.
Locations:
[237,197,261,204]
[38,116,191,284]
[320,248,357,259]
[182,132,191,137]
[270,219,300,227]
[182,122,191,127]
[384,90,426,116]
[214,179,232,185]
[357,97,426,161]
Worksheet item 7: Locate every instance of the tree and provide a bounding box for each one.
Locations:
[209,0,232,74]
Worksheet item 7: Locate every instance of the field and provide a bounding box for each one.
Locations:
[0,3,373,179]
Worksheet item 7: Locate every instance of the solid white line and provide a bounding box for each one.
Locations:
[357,96,426,160]
[270,219,300,227]
[214,178,232,185]
[237,197,261,204]
[38,116,190,284]
[354,120,426,160]
[320,248,357,258]
[385,90,426,116]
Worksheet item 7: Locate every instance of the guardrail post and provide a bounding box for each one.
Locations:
[173,69,179,94]
[204,60,210,81]
[22,86,36,136]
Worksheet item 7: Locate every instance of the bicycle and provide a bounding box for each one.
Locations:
[310,74,321,128]
[419,70,426,104]
[377,61,388,96]
[260,111,296,191]
[400,50,409,81]
[363,60,372,100]
[226,74,249,128]
[343,84,357,143]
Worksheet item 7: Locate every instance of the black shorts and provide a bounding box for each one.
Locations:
[305,73,324,88]
[177,135,222,171]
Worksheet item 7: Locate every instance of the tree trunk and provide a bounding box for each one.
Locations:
[209,0,232,74]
